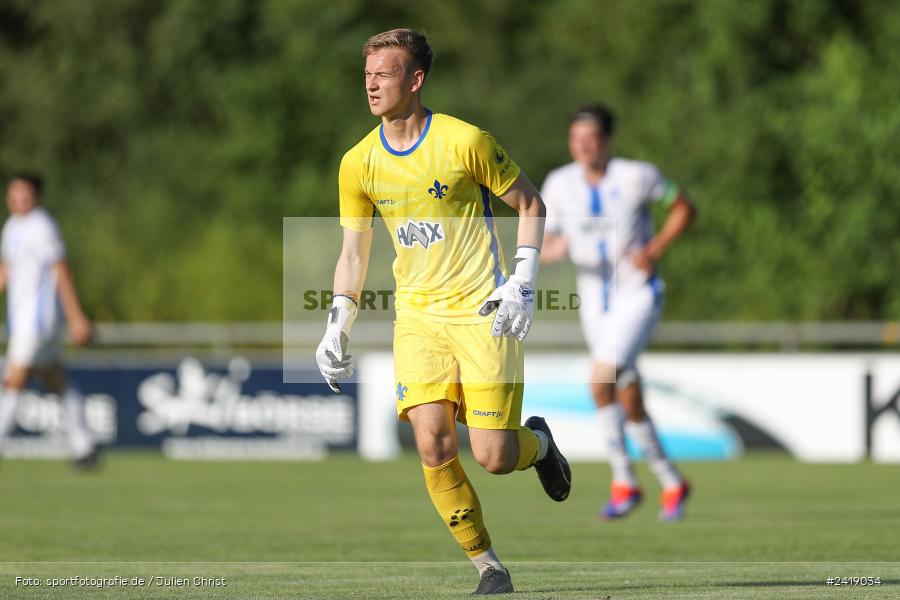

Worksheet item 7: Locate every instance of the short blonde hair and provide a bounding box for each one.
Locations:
[363,28,433,79]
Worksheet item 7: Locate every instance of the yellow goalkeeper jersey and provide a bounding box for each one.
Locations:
[339,110,521,322]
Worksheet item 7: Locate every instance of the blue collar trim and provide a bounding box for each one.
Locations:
[380,109,433,156]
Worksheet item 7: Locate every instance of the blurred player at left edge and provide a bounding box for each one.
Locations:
[0,174,97,468]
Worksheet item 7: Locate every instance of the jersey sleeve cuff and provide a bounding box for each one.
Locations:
[339,217,373,232]
[658,182,680,207]
[491,162,522,197]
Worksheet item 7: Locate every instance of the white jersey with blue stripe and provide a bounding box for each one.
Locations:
[541,157,677,292]
[1,207,66,340]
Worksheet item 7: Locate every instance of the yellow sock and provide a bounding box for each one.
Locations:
[515,427,541,471]
[422,456,491,558]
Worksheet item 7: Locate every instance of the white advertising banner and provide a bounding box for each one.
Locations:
[358,353,900,463]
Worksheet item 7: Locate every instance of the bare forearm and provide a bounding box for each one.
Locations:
[332,229,372,302]
[501,174,546,250]
[53,261,87,322]
[646,194,696,260]
[517,200,545,250]
[332,255,368,301]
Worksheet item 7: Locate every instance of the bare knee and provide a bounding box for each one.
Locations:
[470,430,517,474]
[4,366,30,390]
[417,433,457,467]
[472,448,515,474]
[408,401,459,467]
[617,380,647,422]
[477,455,515,475]
[591,380,616,408]
[33,364,67,395]
[591,362,617,408]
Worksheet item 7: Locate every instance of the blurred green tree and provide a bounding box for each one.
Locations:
[0,0,896,321]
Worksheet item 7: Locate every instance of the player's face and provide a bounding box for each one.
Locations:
[6,180,37,215]
[364,48,417,118]
[568,120,609,168]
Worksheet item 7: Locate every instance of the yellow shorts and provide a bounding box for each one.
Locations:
[393,317,524,430]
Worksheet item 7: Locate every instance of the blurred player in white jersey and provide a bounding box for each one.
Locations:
[540,104,696,521]
[0,174,97,467]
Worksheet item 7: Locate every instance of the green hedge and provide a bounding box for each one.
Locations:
[1,0,897,320]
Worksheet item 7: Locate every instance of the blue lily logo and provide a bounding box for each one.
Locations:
[428,180,449,199]
[396,383,408,401]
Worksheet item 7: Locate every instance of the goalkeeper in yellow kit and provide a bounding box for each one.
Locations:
[315,28,571,595]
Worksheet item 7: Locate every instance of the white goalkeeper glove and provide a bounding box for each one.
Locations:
[478,246,539,342]
[315,295,358,393]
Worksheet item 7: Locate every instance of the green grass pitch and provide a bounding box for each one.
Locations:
[0,451,897,599]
